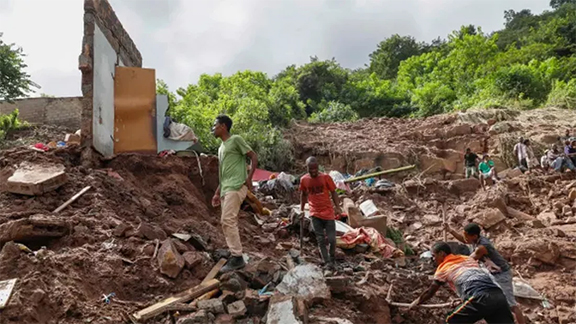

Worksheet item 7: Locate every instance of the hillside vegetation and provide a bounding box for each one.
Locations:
[159,1,576,170]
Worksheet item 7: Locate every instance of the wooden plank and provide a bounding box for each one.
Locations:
[130,279,219,323]
[344,165,415,183]
[203,258,226,284]
[53,186,91,213]
[0,278,17,309]
[114,66,157,154]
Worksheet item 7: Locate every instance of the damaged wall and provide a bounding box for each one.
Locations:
[78,0,142,157]
[0,97,82,129]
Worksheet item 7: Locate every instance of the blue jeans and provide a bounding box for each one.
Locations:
[552,157,576,172]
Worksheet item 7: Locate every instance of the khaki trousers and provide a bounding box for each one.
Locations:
[221,186,248,257]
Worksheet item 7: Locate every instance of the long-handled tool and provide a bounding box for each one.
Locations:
[300,212,304,254]
[442,203,447,241]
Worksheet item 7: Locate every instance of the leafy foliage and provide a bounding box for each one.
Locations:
[0,109,25,140]
[0,33,36,101]
[160,2,576,169]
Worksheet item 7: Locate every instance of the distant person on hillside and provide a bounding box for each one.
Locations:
[443,223,524,324]
[565,140,576,166]
[464,148,480,179]
[299,156,342,269]
[524,139,539,170]
[513,137,528,172]
[547,143,576,173]
[408,242,515,324]
[211,115,258,273]
[560,129,571,143]
[478,154,498,190]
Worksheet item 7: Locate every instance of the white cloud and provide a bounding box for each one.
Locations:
[0,0,551,97]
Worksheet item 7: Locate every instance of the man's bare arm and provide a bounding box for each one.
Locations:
[330,191,341,214]
[443,224,466,243]
[470,245,488,261]
[409,282,441,309]
[246,151,258,182]
[300,191,308,213]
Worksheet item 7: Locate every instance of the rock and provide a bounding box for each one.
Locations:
[172,239,191,254]
[176,310,214,324]
[343,268,354,276]
[182,251,203,269]
[554,201,565,211]
[556,306,576,324]
[569,189,576,202]
[30,289,46,304]
[157,239,185,278]
[198,299,225,315]
[529,220,545,229]
[421,214,442,226]
[555,229,566,237]
[506,207,536,221]
[0,215,69,246]
[449,178,481,194]
[6,163,67,195]
[559,242,576,259]
[487,118,497,126]
[244,288,269,317]
[499,168,523,179]
[489,122,512,135]
[446,124,472,137]
[215,314,235,324]
[188,233,209,251]
[220,278,243,293]
[325,276,351,294]
[113,223,130,237]
[519,240,560,265]
[137,222,167,241]
[276,264,331,303]
[265,295,304,324]
[537,212,557,225]
[473,208,506,229]
[227,300,247,318]
[563,205,572,216]
[419,155,456,174]
[219,290,238,304]
[143,244,155,256]
[256,258,281,275]
[262,223,278,232]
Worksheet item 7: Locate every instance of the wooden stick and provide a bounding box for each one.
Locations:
[386,284,394,302]
[152,239,160,259]
[53,186,91,213]
[130,279,219,322]
[203,258,226,284]
[442,204,447,242]
[344,165,416,183]
[389,301,452,308]
[187,258,227,306]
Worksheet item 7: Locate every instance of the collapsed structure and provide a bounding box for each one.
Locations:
[0,1,575,324]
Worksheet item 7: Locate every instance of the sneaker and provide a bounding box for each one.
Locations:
[220,256,246,273]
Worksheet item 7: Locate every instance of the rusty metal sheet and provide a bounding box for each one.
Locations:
[114,66,157,154]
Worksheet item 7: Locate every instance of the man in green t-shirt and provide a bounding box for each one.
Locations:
[211,115,258,273]
[478,154,498,190]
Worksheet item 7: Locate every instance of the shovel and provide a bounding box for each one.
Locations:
[300,212,304,254]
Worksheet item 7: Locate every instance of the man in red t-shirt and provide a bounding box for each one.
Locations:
[299,156,342,267]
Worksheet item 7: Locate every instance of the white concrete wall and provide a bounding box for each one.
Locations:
[92,24,124,157]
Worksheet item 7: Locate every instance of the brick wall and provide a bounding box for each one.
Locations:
[78,0,142,152]
[0,97,82,129]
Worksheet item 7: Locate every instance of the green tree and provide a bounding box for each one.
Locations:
[369,34,426,80]
[0,33,36,101]
[551,0,576,9]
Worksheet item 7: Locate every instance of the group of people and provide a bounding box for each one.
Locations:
[210,114,340,273]
[464,148,499,189]
[211,114,524,323]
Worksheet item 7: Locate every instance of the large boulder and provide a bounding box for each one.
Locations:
[473,208,506,229]
[449,178,481,194]
[157,239,185,278]
[276,264,330,303]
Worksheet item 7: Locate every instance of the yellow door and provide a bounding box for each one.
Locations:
[114,66,157,154]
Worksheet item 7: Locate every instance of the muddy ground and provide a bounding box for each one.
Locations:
[0,108,575,324]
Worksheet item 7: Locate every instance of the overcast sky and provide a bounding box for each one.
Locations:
[0,0,551,98]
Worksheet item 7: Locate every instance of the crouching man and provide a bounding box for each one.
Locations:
[409,242,514,324]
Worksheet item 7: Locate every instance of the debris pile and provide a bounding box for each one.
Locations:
[0,107,575,323]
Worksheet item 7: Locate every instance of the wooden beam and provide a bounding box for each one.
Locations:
[203,258,226,284]
[344,165,415,183]
[53,186,91,213]
[130,279,219,323]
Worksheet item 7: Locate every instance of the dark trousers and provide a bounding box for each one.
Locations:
[311,217,336,264]
[446,288,514,324]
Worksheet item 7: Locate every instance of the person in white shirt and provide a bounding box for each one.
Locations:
[512,137,528,171]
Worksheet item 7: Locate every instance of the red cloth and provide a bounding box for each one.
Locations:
[253,169,278,182]
[339,227,398,258]
[299,173,336,220]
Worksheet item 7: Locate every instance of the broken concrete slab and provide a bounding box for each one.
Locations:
[157,239,185,278]
[227,300,247,318]
[0,215,69,246]
[265,295,304,324]
[276,264,330,303]
[6,163,67,195]
[537,211,557,226]
[197,298,225,314]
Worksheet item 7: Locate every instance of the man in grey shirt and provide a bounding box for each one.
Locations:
[444,222,525,324]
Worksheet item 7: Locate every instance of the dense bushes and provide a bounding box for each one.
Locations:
[0,109,26,141]
[160,2,576,170]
